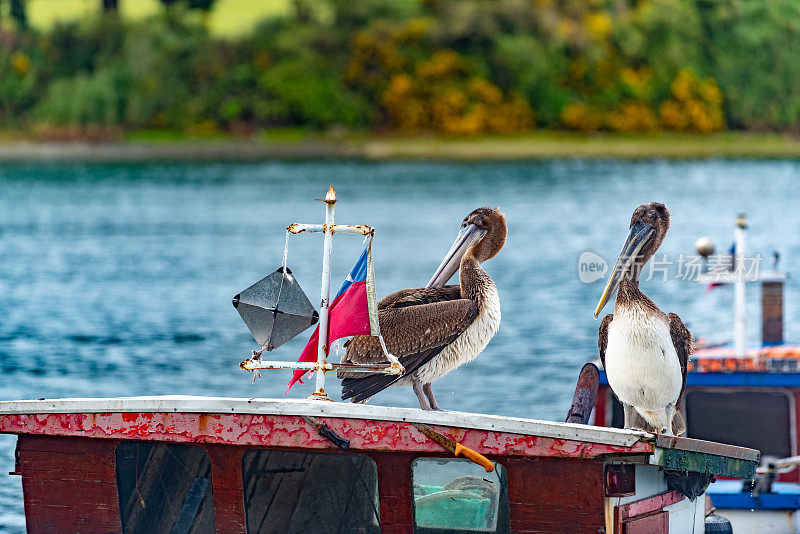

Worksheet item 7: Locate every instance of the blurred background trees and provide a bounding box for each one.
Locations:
[0,0,797,136]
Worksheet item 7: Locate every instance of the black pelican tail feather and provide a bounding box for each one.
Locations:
[339,287,478,403]
[341,346,446,403]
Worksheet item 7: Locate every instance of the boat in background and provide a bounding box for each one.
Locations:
[594,214,800,533]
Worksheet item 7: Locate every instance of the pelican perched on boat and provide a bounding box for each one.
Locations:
[339,207,506,410]
[595,202,691,435]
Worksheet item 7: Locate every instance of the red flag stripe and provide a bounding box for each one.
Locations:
[287,280,372,391]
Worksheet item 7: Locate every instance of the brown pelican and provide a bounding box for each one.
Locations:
[339,207,506,410]
[595,202,691,435]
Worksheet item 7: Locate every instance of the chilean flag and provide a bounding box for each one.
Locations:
[288,242,380,390]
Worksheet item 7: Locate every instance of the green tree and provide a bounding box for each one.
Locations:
[158,0,216,10]
[188,0,214,9]
[10,0,27,28]
[698,0,800,129]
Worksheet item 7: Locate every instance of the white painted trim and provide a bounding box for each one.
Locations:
[0,396,650,447]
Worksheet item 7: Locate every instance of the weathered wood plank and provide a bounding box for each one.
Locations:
[655,447,758,479]
[505,457,606,533]
[372,451,414,532]
[19,435,121,534]
[616,490,682,521]
[654,435,759,461]
[623,511,668,534]
[205,444,246,534]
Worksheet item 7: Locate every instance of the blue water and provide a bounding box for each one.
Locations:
[1,159,799,529]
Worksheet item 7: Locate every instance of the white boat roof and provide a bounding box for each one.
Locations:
[0,395,649,448]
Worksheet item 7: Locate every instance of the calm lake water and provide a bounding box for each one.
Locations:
[0,159,799,529]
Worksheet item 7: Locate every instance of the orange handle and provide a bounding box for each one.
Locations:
[454,443,495,472]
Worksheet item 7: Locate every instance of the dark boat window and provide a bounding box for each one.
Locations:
[411,457,509,534]
[241,449,380,534]
[115,441,215,534]
[686,390,792,459]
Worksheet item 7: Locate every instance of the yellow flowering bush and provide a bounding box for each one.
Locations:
[345,21,418,92]
[11,51,31,76]
[381,50,533,134]
[585,12,612,41]
[561,103,602,132]
[560,68,724,133]
[620,66,653,99]
[660,70,724,132]
[381,74,426,131]
[606,100,658,132]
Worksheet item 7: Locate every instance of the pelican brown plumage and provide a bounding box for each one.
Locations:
[595,202,692,435]
[339,207,506,410]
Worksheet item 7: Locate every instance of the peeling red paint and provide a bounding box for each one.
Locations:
[0,412,652,458]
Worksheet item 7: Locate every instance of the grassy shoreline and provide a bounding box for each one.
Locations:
[1,131,800,162]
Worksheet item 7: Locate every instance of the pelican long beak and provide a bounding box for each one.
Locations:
[426,223,487,288]
[593,220,655,318]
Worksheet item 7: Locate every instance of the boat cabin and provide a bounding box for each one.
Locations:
[0,396,756,533]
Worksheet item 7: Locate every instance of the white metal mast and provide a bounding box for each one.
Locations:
[734,213,747,357]
[240,186,403,401]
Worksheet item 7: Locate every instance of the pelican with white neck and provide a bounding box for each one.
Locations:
[595,202,691,435]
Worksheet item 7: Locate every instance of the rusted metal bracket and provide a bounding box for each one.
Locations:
[565,362,599,425]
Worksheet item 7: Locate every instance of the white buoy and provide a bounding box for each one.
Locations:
[695,236,715,258]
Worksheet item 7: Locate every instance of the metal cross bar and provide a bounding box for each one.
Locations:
[239,358,404,375]
[287,223,373,235]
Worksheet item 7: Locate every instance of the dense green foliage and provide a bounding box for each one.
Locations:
[1,0,798,135]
